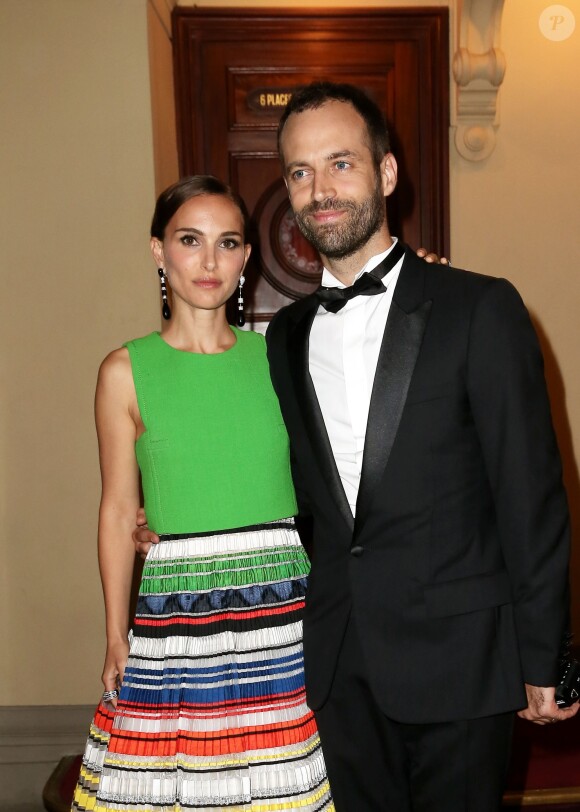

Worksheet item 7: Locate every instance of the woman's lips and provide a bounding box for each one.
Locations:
[194,278,221,289]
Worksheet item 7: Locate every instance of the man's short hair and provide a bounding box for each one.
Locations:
[277,81,391,168]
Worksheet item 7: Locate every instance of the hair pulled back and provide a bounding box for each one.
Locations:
[151,175,250,241]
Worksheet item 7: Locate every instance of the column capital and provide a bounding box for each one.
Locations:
[452,0,507,162]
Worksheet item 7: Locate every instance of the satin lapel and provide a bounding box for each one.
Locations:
[288,299,355,533]
[355,296,432,528]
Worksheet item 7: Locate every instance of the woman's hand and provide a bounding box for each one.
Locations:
[416,247,450,264]
[101,639,129,708]
[132,506,160,560]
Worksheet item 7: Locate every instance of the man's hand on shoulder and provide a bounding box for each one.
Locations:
[132,507,159,560]
[518,683,579,725]
[416,247,450,265]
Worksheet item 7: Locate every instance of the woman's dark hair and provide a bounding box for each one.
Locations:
[150,175,250,241]
[277,81,391,169]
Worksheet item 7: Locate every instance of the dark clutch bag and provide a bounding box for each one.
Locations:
[555,633,580,708]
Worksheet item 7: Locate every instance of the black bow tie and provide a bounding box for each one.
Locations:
[316,240,405,313]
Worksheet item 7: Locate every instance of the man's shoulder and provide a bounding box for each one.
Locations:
[267,294,318,340]
[413,253,492,286]
[413,253,517,299]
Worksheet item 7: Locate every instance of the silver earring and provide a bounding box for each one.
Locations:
[157,268,171,320]
[237,275,245,327]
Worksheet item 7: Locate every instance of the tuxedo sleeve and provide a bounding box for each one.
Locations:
[287,444,311,517]
[266,314,312,519]
[466,277,570,686]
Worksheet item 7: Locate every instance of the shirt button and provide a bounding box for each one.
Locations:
[350,545,364,557]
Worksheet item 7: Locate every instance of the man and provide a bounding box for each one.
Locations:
[135,82,576,809]
[263,82,576,810]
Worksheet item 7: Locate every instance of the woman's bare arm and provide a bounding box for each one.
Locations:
[95,347,141,701]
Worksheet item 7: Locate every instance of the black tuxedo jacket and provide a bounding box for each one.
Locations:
[266,247,570,724]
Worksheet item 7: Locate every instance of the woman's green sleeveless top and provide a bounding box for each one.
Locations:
[124,329,297,534]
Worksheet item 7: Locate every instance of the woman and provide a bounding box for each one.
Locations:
[72,176,333,811]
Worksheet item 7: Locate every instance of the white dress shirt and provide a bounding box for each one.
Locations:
[309,239,404,515]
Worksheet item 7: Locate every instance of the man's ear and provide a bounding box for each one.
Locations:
[380,153,398,197]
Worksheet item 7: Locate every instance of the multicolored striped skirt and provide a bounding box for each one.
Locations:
[72,518,333,811]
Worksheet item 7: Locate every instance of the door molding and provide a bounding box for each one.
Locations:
[172,7,449,322]
[148,1,507,186]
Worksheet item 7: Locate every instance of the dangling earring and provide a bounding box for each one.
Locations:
[157,268,171,320]
[237,275,245,327]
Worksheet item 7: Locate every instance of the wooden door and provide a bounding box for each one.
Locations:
[173,7,449,328]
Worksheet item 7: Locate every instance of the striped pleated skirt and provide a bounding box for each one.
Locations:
[72,518,333,811]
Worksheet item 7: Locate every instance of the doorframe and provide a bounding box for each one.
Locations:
[172,6,451,257]
[147,2,508,197]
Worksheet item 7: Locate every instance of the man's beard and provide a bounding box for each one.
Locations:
[293,184,386,259]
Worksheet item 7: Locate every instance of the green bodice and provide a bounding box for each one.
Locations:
[124,329,297,533]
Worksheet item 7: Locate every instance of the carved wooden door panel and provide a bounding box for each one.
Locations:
[173,8,449,329]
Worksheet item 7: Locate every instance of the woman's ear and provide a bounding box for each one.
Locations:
[150,237,164,268]
[242,243,252,270]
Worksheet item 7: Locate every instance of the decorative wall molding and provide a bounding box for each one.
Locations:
[0,705,91,807]
[452,0,506,161]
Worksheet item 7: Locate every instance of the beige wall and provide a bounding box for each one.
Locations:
[1,0,579,707]
[451,0,580,634]
[0,0,158,705]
